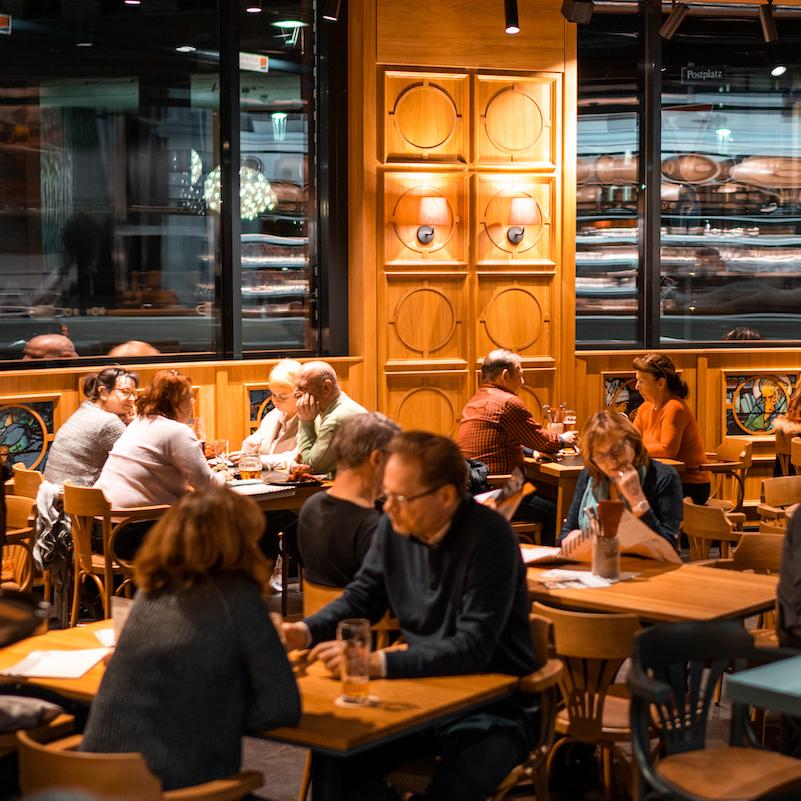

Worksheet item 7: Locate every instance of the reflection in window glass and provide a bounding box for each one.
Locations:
[0,2,221,360]
[661,20,801,343]
[576,19,641,346]
[239,10,314,353]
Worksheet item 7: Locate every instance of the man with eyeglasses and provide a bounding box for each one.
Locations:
[283,431,538,801]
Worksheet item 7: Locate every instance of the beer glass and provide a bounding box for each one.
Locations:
[336,618,371,704]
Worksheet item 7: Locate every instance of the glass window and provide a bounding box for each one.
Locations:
[576,18,641,346]
[0,1,336,364]
[239,9,314,353]
[661,19,801,344]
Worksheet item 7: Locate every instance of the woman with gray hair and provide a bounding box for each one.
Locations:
[297,412,401,587]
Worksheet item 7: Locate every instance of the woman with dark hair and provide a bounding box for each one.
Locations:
[44,367,138,486]
[81,486,300,790]
[95,370,226,509]
[560,410,683,545]
[632,353,711,505]
[773,381,801,476]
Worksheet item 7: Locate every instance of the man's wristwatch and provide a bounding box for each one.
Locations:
[631,499,650,517]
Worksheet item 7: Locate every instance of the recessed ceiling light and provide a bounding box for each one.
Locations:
[245,2,262,12]
[176,45,197,53]
[124,0,141,5]
[76,41,93,47]
[271,20,307,29]
[771,64,787,77]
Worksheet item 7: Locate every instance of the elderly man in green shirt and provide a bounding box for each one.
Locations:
[294,360,367,476]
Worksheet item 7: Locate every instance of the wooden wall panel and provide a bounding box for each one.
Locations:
[385,371,468,437]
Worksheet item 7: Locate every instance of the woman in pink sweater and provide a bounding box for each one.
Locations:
[632,353,711,505]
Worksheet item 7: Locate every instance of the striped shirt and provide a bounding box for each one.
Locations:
[457,384,560,474]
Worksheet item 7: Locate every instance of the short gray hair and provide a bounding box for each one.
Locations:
[481,349,521,383]
[332,413,402,470]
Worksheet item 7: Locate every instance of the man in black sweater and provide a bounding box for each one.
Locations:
[283,431,538,801]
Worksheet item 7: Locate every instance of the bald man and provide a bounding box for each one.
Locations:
[23,334,78,360]
[293,360,367,476]
[107,340,160,358]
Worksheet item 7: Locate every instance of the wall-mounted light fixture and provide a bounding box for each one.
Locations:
[504,0,520,34]
[322,0,342,22]
[417,195,450,244]
[561,0,594,24]
[659,1,688,40]
[759,0,778,43]
[506,196,540,244]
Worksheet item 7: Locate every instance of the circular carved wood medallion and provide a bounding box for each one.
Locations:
[481,287,543,351]
[484,87,543,154]
[394,84,458,150]
[393,288,456,354]
[397,387,456,436]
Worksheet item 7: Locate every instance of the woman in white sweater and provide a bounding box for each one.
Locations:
[95,370,226,510]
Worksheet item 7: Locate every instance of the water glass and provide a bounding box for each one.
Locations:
[336,618,371,704]
[212,439,229,466]
[111,596,134,644]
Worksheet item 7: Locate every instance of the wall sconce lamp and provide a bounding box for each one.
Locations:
[417,195,450,244]
[506,196,540,244]
[659,1,688,40]
[759,0,778,43]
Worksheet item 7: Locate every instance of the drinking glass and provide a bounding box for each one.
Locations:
[563,409,577,430]
[238,454,263,481]
[336,618,371,704]
[212,439,230,467]
[111,596,134,644]
[191,417,206,442]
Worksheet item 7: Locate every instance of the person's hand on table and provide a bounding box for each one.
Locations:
[295,392,318,422]
[281,621,311,652]
[308,639,383,678]
[560,431,578,447]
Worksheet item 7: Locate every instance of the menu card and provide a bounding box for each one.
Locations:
[0,648,109,679]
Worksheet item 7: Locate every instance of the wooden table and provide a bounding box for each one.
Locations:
[524,456,685,534]
[527,556,777,623]
[0,623,518,801]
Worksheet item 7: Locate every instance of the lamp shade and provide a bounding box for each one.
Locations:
[418,195,450,226]
[508,196,540,226]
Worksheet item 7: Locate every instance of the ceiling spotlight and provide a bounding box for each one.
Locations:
[123,0,141,5]
[560,0,594,24]
[759,0,778,43]
[322,0,342,22]
[659,1,688,40]
[504,0,520,34]
[772,64,787,77]
[176,45,197,53]
[245,1,262,12]
[271,19,307,29]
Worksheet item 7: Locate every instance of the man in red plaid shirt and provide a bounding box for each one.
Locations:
[458,350,577,541]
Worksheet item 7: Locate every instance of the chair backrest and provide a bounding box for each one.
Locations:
[12,463,43,500]
[759,520,787,535]
[63,482,111,572]
[5,494,35,530]
[730,532,784,574]
[302,579,344,617]
[715,437,753,468]
[17,729,163,801]
[775,428,795,476]
[761,475,801,509]
[532,602,640,742]
[793,436,801,471]
[682,499,740,561]
[628,620,754,758]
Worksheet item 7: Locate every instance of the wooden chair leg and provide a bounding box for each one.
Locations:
[296,751,311,801]
[70,571,83,627]
[601,745,614,801]
[280,533,289,617]
[533,762,550,801]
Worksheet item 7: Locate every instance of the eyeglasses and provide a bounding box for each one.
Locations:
[593,442,629,462]
[271,392,292,402]
[113,386,137,399]
[384,484,445,506]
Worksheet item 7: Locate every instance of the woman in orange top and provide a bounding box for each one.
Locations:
[632,353,711,505]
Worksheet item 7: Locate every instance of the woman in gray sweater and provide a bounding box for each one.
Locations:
[44,367,138,486]
[80,485,301,791]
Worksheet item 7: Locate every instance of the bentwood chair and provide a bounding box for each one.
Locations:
[792,436,801,474]
[701,437,753,514]
[486,474,543,544]
[1,495,36,592]
[758,475,801,531]
[387,613,564,801]
[11,463,43,500]
[683,498,743,561]
[775,428,799,477]
[63,483,168,625]
[17,727,263,801]
[533,602,641,801]
[628,620,801,801]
